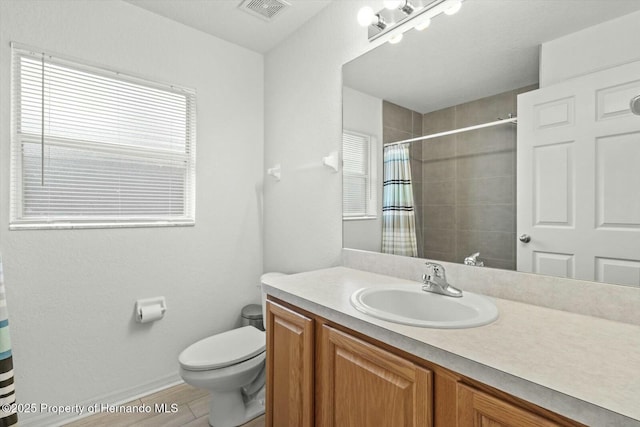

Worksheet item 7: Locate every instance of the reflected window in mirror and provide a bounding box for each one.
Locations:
[343,130,378,220]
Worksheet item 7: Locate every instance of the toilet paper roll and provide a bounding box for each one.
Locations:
[138,304,164,323]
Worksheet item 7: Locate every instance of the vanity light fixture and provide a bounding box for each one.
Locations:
[358,0,464,44]
[383,0,403,9]
[444,0,462,15]
[414,16,432,31]
[384,0,416,15]
[388,33,404,44]
[357,6,387,30]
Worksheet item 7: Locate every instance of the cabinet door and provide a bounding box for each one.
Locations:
[318,325,433,427]
[457,384,562,427]
[266,300,314,427]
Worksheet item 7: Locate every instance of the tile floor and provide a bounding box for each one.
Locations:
[64,383,265,427]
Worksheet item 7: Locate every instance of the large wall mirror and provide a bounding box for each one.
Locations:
[342,0,640,286]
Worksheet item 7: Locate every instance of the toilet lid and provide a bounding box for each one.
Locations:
[179,326,266,371]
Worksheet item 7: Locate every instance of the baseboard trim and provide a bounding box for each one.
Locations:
[19,373,183,427]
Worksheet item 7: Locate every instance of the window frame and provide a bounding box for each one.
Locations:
[342,129,378,220]
[9,43,197,230]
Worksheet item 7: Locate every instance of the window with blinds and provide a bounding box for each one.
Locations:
[342,130,377,219]
[10,44,196,229]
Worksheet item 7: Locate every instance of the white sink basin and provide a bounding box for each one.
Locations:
[350,285,498,329]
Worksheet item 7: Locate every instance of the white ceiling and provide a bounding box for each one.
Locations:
[343,0,640,114]
[125,0,333,53]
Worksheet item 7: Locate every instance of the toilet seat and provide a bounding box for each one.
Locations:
[179,326,265,371]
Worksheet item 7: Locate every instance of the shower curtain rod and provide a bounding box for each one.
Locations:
[385,116,517,147]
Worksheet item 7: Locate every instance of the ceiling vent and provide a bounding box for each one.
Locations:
[238,0,291,21]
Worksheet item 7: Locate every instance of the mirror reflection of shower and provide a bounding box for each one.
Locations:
[381,86,535,270]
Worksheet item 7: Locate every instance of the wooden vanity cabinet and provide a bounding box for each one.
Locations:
[317,324,433,427]
[266,298,582,427]
[265,300,314,427]
[457,384,563,427]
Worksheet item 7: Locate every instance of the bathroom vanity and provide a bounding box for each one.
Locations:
[263,267,640,427]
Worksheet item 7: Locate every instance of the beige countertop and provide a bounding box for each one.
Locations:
[262,266,640,427]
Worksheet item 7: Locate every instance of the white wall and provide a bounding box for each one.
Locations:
[264,0,386,273]
[342,87,383,253]
[540,9,640,87]
[0,1,263,424]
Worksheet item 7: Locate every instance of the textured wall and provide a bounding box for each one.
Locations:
[0,1,263,425]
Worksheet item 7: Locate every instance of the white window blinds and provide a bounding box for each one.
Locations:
[10,44,196,229]
[343,130,377,219]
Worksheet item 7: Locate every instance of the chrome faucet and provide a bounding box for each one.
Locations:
[421,262,463,298]
[464,252,484,267]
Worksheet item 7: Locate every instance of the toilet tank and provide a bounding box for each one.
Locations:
[260,272,286,329]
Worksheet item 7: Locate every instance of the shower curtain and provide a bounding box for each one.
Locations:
[0,256,17,426]
[382,144,418,257]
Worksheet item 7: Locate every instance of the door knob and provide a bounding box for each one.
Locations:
[631,94,640,115]
[519,234,531,243]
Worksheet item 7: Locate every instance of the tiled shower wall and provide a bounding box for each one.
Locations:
[420,86,537,269]
[383,85,537,269]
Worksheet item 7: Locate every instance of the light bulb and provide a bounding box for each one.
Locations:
[383,0,403,10]
[444,0,462,15]
[357,6,375,26]
[388,33,403,44]
[414,17,431,31]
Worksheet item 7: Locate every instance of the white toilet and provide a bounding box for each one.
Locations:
[178,273,283,427]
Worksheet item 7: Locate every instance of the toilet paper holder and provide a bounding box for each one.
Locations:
[135,296,167,323]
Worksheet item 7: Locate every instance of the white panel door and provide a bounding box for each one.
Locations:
[518,60,640,286]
